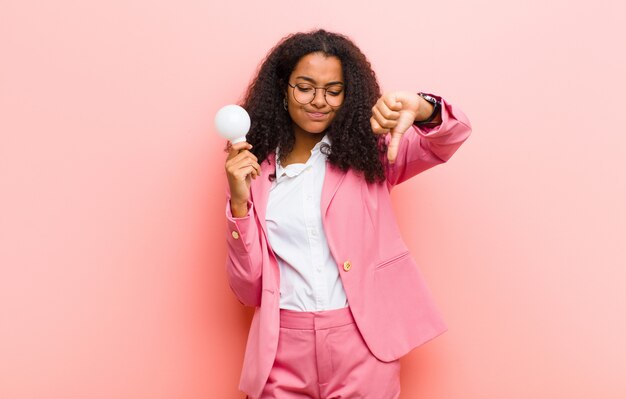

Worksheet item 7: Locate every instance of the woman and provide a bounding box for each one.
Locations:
[224,29,472,399]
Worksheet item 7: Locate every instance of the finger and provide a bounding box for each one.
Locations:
[370,117,384,134]
[242,160,261,179]
[375,98,401,120]
[230,164,257,181]
[387,132,403,164]
[248,160,261,178]
[232,149,258,163]
[231,156,260,170]
[231,158,261,178]
[371,106,399,130]
[242,165,258,179]
[370,116,390,135]
[242,163,261,180]
[382,93,403,112]
[231,165,257,181]
[370,116,390,134]
[227,141,253,159]
[227,150,258,167]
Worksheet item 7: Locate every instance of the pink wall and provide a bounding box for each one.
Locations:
[1,0,625,398]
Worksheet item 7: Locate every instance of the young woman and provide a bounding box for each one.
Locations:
[224,29,472,399]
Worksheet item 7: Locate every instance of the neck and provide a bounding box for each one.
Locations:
[293,125,325,153]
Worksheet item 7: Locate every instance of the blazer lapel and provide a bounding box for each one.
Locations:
[250,152,276,241]
[321,162,346,218]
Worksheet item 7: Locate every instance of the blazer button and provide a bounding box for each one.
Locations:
[231,231,240,240]
[343,260,352,271]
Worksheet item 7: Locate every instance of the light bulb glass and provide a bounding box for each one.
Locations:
[214,105,250,144]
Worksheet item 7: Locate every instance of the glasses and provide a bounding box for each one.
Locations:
[287,82,344,107]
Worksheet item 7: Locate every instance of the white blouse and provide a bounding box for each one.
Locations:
[265,134,349,312]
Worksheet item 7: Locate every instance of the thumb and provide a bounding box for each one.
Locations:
[387,131,403,164]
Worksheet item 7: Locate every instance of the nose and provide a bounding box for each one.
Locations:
[310,88,326,108]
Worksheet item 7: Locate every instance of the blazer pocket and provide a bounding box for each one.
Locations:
[374,251,410,271]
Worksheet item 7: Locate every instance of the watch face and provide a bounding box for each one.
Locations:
[415,93,441,125]
[420,93,437,104]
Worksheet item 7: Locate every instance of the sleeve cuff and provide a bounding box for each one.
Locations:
[226,199,253,221]
[225,199,256,254]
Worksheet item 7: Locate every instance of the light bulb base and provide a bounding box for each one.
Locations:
[230,137,247,144]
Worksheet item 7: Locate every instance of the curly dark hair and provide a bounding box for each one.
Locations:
[240,29,387,184]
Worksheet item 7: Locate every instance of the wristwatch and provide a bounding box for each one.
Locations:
[414,92,441,125]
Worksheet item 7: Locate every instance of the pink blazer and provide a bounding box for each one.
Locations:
[225,95,472,398]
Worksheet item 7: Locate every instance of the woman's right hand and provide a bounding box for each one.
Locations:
[225,141,261,215]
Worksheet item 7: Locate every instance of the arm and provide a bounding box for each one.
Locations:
[225,191,263,307]
[384,94,472,187]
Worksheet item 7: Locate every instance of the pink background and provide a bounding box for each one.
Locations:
[1,0,625,398]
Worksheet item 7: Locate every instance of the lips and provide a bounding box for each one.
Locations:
[306,111,329,121]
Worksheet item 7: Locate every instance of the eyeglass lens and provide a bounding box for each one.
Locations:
[292,83,344,106]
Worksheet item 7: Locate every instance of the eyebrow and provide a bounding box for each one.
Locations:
[295,76,344,86]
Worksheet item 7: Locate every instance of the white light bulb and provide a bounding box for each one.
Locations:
[214,104,251,144]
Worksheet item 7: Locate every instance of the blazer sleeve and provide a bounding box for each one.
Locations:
[224,188,263,307]
[384,93,472,187]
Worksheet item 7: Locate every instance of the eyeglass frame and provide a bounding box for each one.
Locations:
[286,82,345,106]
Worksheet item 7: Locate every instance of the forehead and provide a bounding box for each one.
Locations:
[290,52,343,82]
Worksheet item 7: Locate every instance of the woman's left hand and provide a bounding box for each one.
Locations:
[370,91,432,164]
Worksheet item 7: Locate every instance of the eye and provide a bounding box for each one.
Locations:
[296,84,313,92]
[327,86,343,96]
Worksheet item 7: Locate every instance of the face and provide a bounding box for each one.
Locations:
[285,52,344,136]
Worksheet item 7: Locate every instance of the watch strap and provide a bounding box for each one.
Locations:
[414,92,441,125]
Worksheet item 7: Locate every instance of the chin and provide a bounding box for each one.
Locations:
[297,122,330,135]
[307,126,328,134]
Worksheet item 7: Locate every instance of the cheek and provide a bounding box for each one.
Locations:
[287,106,302,123]
[327,107,341,123]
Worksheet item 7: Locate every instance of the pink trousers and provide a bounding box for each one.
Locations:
[252,306,401,399]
